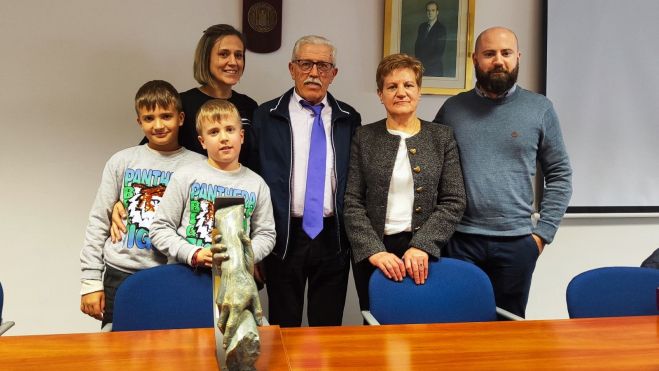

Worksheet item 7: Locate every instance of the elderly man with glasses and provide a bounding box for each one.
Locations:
[252,35,361,327]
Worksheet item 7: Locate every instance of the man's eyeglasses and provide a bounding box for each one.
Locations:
[293,60,335,73]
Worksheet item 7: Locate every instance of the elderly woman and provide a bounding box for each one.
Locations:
[344,53,466,312]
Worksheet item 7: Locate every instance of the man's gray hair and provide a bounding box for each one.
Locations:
[291,35,337,65]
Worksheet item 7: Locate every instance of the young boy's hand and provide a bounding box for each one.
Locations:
[80,291,105,320]
[195,248,214,268]
[110,201,127,243]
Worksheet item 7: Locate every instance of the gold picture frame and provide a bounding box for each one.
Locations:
[384,0,475,95]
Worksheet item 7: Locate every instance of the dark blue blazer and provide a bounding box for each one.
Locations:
[252,88,361,259]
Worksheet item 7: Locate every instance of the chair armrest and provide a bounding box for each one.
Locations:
[496,307,524,321]
[0,321,15,335]
[361,310,380,325]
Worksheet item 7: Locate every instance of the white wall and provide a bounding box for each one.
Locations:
[1,0,656,336]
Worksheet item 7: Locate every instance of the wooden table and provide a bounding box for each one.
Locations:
[281,316,659,370]
[0,325,288,371]
[1,316,657,370]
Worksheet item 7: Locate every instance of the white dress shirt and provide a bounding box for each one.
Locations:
[289,90,336,218]
[384,129,414,235]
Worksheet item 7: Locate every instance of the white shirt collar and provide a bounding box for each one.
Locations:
[475,83,518,99]
[292,89,329,110]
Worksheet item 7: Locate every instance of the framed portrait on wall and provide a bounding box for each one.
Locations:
[384,0,475,95]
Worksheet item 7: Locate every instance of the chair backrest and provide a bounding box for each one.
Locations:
[0,281,15,335]
[566,266,659,318]
[368,258,498,324]
[1,281,4,323]
[112,264,214,331]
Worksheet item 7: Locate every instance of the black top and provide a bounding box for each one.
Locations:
[140,87,258,169]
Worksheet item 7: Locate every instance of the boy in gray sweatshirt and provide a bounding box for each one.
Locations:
[80,81,204,329]
[149,99,275,272]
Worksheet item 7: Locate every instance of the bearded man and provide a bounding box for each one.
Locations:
[433,27,572,317]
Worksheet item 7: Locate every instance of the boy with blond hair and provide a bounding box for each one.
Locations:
[80,80,205,329]
[150,99,275,270]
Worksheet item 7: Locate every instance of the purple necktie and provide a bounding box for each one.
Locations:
[300,100,326,239]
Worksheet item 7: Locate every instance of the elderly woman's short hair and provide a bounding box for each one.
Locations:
[376,53,424,91]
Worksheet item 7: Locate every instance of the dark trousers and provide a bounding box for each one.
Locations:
[102,265,132,327]
[353,232,413,311]
[444,232,539,318]
[265,217,350,327]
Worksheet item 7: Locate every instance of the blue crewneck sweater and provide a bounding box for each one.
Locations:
[434,87,572,243]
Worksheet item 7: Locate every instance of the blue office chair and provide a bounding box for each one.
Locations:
[362,258,521,325]
[112,264,214,331]
[566,266,659,318]
[0,281,16,335]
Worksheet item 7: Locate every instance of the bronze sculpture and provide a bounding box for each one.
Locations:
[212,198,263,370]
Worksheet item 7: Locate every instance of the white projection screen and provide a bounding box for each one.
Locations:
[546,0,659,214]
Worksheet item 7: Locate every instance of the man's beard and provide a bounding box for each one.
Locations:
[475,63,519,96]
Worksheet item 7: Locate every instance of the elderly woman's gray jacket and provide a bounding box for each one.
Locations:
[344,119,466,263]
